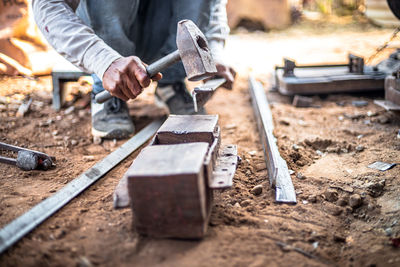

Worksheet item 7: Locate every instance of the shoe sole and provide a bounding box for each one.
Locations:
[92,127,134,140]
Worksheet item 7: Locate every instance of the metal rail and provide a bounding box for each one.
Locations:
[0,118,165,254]
[248,76,296,203]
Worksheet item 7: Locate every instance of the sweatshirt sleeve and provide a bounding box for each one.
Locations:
[204,0,230,63]
[32,0,122,79]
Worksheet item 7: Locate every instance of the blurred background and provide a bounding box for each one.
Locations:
[0,0,399,77]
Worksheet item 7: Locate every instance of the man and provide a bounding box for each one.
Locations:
[32,0,235,139]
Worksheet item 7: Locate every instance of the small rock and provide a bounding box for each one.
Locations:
[366,180,385,197]
[349,194,362,208]
[326,146,340,153]
[39,119,53,127]
[397,130,400,139]
[93,136,102,145]
[293,95,313,108]
[78,110,87,118]
[298,120,307,126]
[248,150,257,156]
[367,203,375,211]
[70,139,78,146]
[377,115,390,124]
[240,199,252,207]
[250,185,263,196]
[52,130,59,136]
[337,197,348,207]
[83,155,95,161]
[338,116,344,121]
[77,256,93,267]
[54,229,66,239]
[296,172,306,180]
[316,150,324,156]
[292,144,300,151]
[64,106,75,115]
[333,234,346,242]
[330,205,343,216]
[53,135,63,141]
[385,227,393,236]
[80,208,89,213]
[279,119,290,126]
[324,189,338,202]
[224,124,237,130]
[233,202,241,209]
[254,163,266,172]
[355,145,364,152]
[308,195,317,203]
[352,100,368,107]
[302,200,309,205]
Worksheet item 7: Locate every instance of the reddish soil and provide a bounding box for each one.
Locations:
[1,21,400,266]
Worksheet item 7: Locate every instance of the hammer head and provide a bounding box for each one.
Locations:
[176,20,217,81]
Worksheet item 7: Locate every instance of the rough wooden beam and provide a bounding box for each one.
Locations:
[156,114,218,145]
[127,143,210,239]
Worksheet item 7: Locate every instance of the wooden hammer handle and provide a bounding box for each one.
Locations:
[95,50,181,104]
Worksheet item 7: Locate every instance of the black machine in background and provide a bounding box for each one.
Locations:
[273,0,400,97]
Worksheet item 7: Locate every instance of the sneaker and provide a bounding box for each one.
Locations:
[91,94,135,139]
[155,81,205,115]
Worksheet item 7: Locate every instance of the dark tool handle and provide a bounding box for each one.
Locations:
[0,155,17,166]
[95,50,181,104]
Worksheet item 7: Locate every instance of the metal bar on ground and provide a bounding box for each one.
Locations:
[0,118,165,254]
[248,76,296,204]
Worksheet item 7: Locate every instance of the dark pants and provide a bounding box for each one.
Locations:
[76,0,207,93]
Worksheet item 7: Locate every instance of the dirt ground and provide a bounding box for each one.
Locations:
[1,21,400,266]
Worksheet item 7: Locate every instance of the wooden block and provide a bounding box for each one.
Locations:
[156,115,218,145]
[127,143,210,239]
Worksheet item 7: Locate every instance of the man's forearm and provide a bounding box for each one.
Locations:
[32,0,121,79]
[205,0,230,63]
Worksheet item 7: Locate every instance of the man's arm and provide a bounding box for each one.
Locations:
[32,0,161,100]
[32,0,121,80]
[205,0,230,64]
[204,0,236,89]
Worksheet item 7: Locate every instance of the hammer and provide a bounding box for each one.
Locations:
[95,19,217,104]
[0,142,55,171]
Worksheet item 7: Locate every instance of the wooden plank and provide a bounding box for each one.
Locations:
[248,76,297,204]
[127,143,210,238]
[156,115,218,145]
